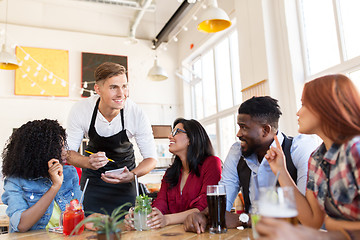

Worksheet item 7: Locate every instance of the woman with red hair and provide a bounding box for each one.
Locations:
[259,74,360,239]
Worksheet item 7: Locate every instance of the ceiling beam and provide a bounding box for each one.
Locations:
[152,1,194,49]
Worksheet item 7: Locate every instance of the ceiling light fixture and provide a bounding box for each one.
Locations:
[0,0,19,70]
[147,55,168,81]
[197,0,231,33]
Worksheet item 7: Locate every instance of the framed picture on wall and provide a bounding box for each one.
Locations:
[15,46,69,97]
[81,52,128,97]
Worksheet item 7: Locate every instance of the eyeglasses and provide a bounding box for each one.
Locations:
[171,128,187,137]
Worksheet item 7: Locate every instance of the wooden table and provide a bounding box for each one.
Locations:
[0,224,254,239]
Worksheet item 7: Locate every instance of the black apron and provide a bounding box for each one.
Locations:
[81,99,136,215]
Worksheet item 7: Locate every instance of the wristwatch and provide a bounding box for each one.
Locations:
[239,213,250,224]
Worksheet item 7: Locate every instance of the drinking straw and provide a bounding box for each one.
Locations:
[80,178,89,204]
[84,150,114,162]
[272,171,280,188]
[134,174,139,196]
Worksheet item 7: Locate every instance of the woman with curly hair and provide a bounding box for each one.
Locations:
[1,119,82,232]
[125,118,222,229]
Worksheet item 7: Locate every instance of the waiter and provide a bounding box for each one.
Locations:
[66,62,157,214]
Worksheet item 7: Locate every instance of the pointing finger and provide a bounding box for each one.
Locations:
[274,135,281,149]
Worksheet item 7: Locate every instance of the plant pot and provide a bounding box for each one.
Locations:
[96,230,121,240]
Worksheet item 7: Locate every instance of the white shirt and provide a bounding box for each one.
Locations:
[219,132,319,211]
[66,95,157,160]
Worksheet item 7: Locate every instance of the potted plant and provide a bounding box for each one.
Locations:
[71,202,130,240]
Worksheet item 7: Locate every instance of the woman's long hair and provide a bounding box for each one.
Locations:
[302,74,360,143]
[2,119,67,179]
[165,118,214,188]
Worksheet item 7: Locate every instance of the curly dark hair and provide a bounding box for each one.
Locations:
[165,118,214,189]
[2,119,67,179]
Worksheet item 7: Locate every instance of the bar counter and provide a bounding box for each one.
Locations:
[0,224,254,240]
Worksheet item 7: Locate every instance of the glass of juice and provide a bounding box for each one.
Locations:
[62,202,85,235]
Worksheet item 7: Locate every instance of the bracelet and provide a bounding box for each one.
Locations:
[340,229,352,240]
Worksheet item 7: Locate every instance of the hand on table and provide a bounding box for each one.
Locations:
[183,211,207,234]
[124,212,135,231]
[147,207,167,229]
[88,151,109,170]
[101,167,134,184]
[84,213,104,231]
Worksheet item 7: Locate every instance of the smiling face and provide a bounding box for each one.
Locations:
[236,114,264,157]
[94,74,129,112]
[168,123,189,157]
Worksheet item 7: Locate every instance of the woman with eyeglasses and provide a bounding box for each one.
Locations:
[125,118,222,229]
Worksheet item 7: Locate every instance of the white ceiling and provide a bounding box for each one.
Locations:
[0,0,187,41]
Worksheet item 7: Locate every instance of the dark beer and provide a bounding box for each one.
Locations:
[207,193,227,234]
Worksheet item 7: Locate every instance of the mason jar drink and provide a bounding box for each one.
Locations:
[62,202,85,235]
[207,185,227,234]
[132,195,152,231]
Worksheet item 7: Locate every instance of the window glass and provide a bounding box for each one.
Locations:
[185,29,240,161]
[219,114,236,160]
[338,0,360,60]
[192,59,203,119]
[349,69,360,92]
[300,0,340,74]
[204,123,218,156]
[194,82,204,119]
[214,38,233,111]
[202,50,217,117]
[229,31,242,105]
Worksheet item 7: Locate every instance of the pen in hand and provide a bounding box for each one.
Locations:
[85,150,115,162]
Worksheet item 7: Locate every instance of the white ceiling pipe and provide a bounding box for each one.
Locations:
[129,0,152,40]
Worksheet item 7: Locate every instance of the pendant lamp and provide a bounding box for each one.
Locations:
[147,56,168,81]
[0,0,19,70]
[0,44,19,70]
[197,0,231,33]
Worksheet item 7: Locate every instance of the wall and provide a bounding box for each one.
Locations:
[0,23,182,180]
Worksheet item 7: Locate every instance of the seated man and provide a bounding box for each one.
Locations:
[184,96,319,233]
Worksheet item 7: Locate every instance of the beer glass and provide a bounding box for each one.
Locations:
[207,185,227,234]
[259,186,298,225]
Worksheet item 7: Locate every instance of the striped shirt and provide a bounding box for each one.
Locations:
[307,136,360,220]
